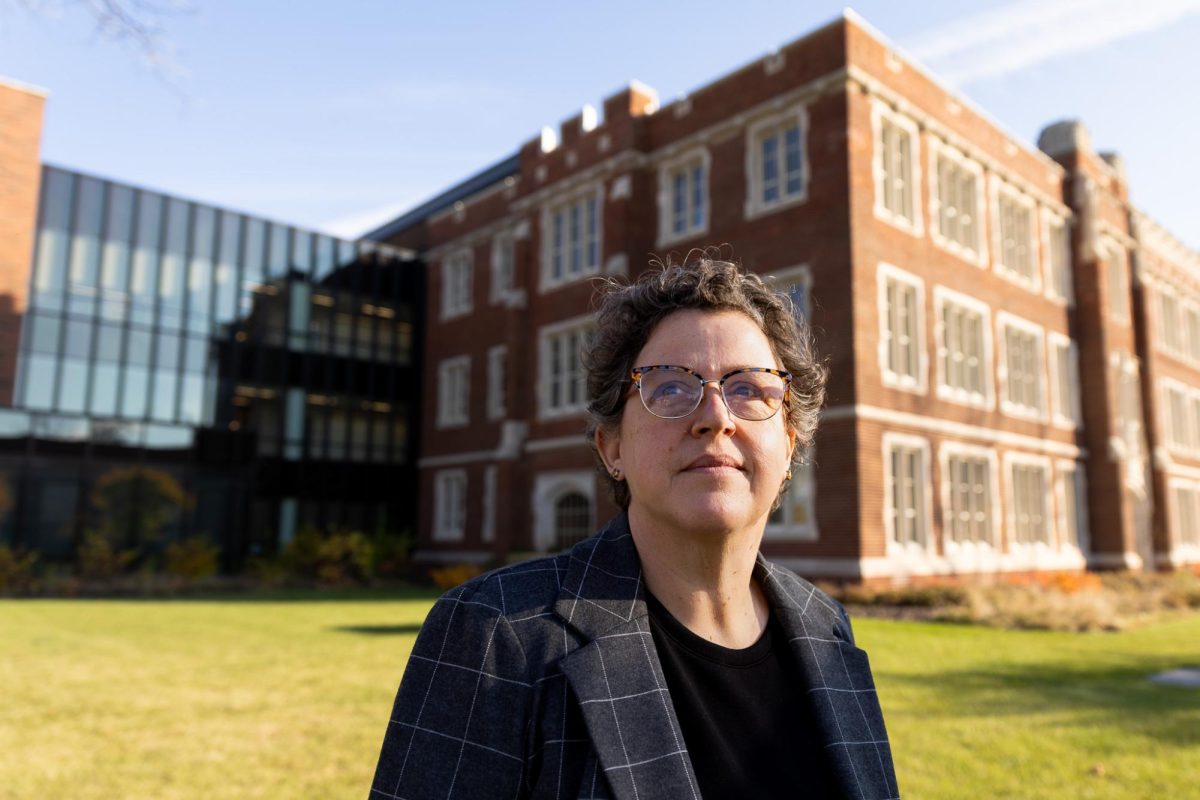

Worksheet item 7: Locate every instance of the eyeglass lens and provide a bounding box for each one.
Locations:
[637,367,788,420]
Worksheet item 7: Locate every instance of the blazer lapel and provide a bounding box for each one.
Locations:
[554,515,701,800]
[757,557,901,800]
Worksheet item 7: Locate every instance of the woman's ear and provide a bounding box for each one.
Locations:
[595,426,622,475]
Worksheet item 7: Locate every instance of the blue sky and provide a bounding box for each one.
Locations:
[2,0,1198,248]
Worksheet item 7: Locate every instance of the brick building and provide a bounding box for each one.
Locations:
[367,11,1200,580]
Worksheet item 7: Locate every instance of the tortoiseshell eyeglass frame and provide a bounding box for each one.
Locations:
[628,365,793,421]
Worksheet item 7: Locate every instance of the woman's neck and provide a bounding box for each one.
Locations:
[627,505,770,649]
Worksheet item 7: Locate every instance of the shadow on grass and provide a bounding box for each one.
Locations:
[886,656,1200,746]
[32,587,445,603]
[331,623,425,636]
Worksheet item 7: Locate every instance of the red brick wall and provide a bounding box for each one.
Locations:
[0,80,46,407]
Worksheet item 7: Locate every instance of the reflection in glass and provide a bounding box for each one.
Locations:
[154,332,180,371]
[143,424,192,449]
[64,318,92,359]
[100,184,134,321]
[34,415,89,441]
[187,205,215,332]
[33,168,73,312]
[288,282,310,350]
[283,388,304,460]
[179,375,204,425]
[0,408,32,437]
[91,363,119,416]
[126,327,152,366]
[21,355,57,410]
[96,323,123,362]
[152,370,178,422]
[214,211,241,325]
[291,229,312,275]
[58,359,89,414]
[122,366,149,418]
[268,223,289,278]
[158,198,189,330]
[130,191,162,326]
[28,313,61,356]
[315,235,335,279]
[67,176,104,317]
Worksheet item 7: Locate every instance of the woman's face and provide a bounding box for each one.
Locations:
[597,309,795,539]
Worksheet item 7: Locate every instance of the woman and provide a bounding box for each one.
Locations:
[371,257,898,799]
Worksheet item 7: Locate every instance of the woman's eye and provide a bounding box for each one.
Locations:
[653,381,688,399]
[726,381,763,399]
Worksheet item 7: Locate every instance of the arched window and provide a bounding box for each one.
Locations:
[554,492,592,551]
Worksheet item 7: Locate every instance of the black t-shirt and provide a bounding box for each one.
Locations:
[646,591,839,799]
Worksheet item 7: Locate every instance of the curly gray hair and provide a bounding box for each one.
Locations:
[583,254,827,509]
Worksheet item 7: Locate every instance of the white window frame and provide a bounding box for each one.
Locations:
[871,100,923,237]
[765,460,818,542]
[539,183,603,292]
[767,264,813,322]
[929,139,985,265]
[433,469,467,542]
[933,286,993,409]
[440,248,473,320]
[996,312,1047,422]
[656,147,711,246]
[537,313,594,420]
[990,180,1039,292]
[1167,477,1200,557]
[1054,459,1090,555]
[489,231,516,305]
[1160,377,1197,455]
[487,345,507,421]
[938,442,1001,560]
[877,263,927,395]
[1109,351,1143,461]
[1004,452,1055,551]
[532,470,595,552]
[744,105,810,219]
[883,432,934,560]
[435,355,470,429]
[1047,332,1082,429]
[1102,239,1130,323]
[1184,301,1200,364]
[1041,209,1073,305]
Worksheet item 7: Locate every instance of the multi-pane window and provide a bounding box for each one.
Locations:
[874,111,919,230]
[487,345,507,421]
[441,250,473,319]
[1057,462,1088,551]
[887,438,929,549]
[1043,214,1072,301]
[995,187,1036,284]
[540,321,592,416]
[1105,247,1129,321]
[1171,482,1200,547]
[1000,317,1044,417]
[436,355,470,428]
[1111,353,1143,459]
[490,233,515,304]
[1010,461,1050,546]
[747,109,807,216]
[1162,380,1197,452]
[659,152,708,244]
[543,189,601,288]
[945,452,993,545]
[433,470,467,542]
[1049,334,1081,428]
[1186,304,1200,362]
[936,291,988,404]
[879,266,924,391]
[766,461,817,541]
[769,265,812,323]
[932,149,980,258]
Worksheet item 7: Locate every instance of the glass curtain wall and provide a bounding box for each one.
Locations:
[3,166,422,561]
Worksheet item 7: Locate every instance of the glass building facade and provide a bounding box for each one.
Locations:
[0,165,424,565]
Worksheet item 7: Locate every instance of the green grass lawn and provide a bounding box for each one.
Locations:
[1,594,1197,799]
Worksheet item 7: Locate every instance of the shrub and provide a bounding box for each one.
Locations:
[164,536,220,581]
[369,531,414,580]
[428,563,483,590]
[280,526,374,586]
[76,531,136,581]
[0,544,37,595]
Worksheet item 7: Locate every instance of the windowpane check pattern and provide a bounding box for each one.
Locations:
[996,190,1035,284]
[877,114,916,227]
[888,440,928,548]
[441,250,473,319]
[1050,335,1081,427]
[1172,483,1200,547]
[1045,216,1071,300]
[946,454,992,545]
[545,190,601,286]
[934,152,980,258]
[1010,463,1049,546]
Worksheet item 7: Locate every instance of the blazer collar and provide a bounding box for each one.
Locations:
[553,513,897,800]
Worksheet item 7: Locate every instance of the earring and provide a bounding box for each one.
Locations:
[610,468,623,481]
[785,469,793,481]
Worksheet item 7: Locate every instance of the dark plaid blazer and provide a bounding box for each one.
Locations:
[370,513,899,799]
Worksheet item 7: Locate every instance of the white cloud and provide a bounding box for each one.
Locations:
[906,0,1200,86]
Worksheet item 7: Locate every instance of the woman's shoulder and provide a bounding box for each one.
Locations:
[434,550,573,624]
[755,556,856,640]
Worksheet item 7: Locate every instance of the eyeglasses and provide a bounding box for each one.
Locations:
[630,365,792,421]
